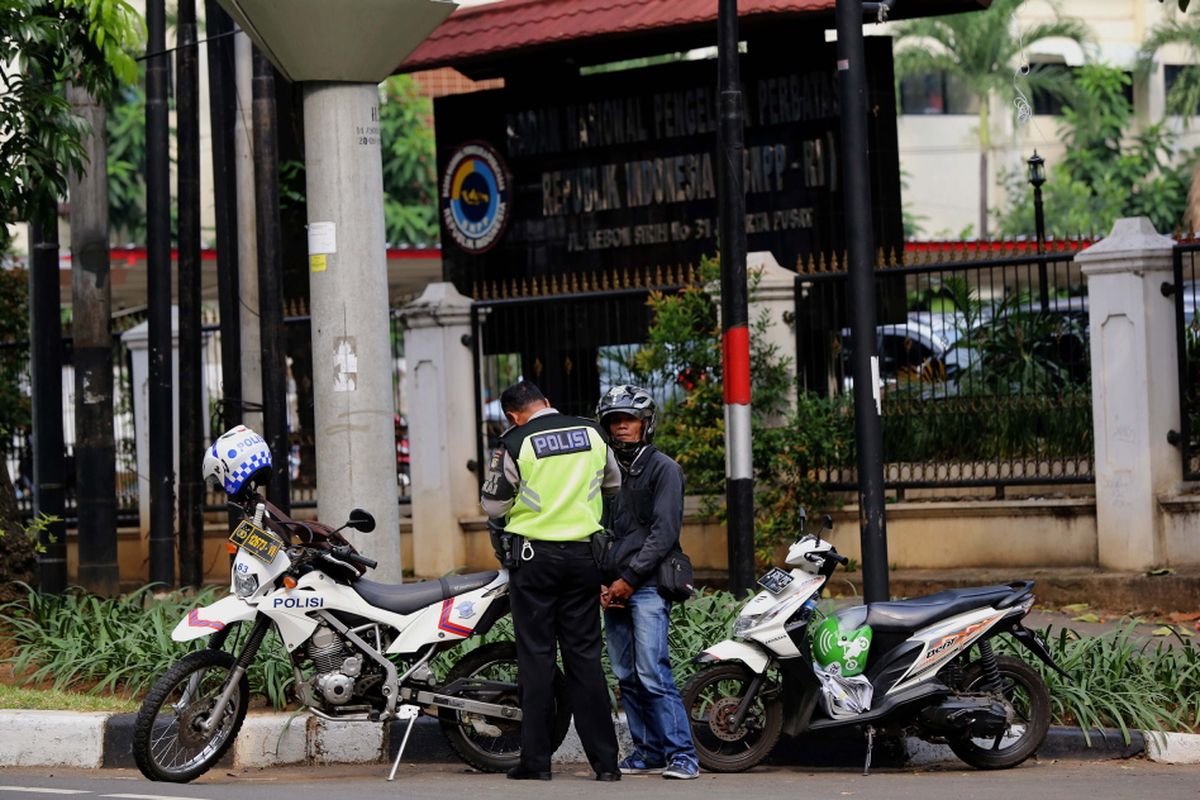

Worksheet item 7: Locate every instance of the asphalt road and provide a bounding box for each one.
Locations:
[0,759,1197,800]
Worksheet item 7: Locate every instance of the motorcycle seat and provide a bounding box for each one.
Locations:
[352,570,499,616]
[865,585,1019,634]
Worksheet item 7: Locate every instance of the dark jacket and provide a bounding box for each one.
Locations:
[603,445,685,587]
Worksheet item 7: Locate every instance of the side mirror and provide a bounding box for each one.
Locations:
[822,514,834,532]
[347,508,376,533]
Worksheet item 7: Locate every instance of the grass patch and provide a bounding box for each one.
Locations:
[0,682,137,712]
[2,584,1197,737]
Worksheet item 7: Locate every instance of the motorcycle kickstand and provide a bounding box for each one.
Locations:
[386,705,421,781]
[862,725,875,777]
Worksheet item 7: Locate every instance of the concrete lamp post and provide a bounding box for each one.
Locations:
[218,0,456,583]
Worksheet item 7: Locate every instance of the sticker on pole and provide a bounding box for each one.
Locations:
[308,221,337,255]
[333,336,358,392]
[440,141,511,254]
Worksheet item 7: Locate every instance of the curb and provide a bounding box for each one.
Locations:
[3,708,1194,770]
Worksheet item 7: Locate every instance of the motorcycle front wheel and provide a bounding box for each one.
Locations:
[438,641,571,772]
[682,663,783,772]
[132,648,249,783]
[948,655,1051,770]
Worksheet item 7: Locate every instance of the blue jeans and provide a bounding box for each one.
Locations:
[605,585,698,767]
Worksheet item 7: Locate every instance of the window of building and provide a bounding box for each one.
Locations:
[1029,65,1133,115]
[898,72,979,115]
[1164,65,1200,115]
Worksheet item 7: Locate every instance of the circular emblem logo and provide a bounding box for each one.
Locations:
[440,141,510,253]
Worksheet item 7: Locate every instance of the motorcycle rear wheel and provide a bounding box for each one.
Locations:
[947,655,1051,770]
[682,663,783,772]
[438,641,571,772]
[132,648,249,783]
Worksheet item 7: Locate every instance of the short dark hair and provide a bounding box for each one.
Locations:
[499,380,547,414]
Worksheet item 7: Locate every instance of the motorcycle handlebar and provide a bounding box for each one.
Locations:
[331,545,378,571]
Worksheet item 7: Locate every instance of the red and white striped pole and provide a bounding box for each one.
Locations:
[717,0,756,595]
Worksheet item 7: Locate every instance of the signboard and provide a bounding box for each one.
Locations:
[433,38,902,293]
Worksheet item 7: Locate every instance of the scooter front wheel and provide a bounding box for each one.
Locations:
[682,663,782,772]
[132,649,249,783]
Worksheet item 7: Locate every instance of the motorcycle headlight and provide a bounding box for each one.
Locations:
[234,571,259,598]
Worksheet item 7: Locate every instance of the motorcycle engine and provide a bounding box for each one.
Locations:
[306,624,361,706]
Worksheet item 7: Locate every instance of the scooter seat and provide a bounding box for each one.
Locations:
[865,585,1018,634]
[352,570,499,616]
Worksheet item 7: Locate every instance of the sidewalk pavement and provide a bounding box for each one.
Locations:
[0,708,1196,772]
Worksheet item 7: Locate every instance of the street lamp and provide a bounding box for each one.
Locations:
[1027,150,1049,310]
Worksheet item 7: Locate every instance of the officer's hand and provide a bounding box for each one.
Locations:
[600,585,612,609]
[609,578,634,603]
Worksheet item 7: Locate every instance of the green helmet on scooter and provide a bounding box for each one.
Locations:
[810,615,873,677]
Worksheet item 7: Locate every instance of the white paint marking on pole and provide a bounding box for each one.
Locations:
[307,221,337,254]
[870,355,882,416]
[333,336,358,392]
[724,402,753,480]
[0,788,92,795]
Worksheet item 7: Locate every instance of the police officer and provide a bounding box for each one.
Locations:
[480,380,622,781]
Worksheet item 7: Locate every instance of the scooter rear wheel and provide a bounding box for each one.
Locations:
[948,655,1051,770]
[682,663,783,772]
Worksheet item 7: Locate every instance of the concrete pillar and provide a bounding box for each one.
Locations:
[399,283,478,578]
[1077,217,1181,570]
[234,30,263,432]
[747,251,797,421]
[303,82,402,584]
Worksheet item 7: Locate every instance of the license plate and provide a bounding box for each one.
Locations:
[757,567,794,595]
[229,520,284,565]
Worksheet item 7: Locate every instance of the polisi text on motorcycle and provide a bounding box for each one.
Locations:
[273,595,325,609]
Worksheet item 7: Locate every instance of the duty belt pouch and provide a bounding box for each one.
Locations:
[488,522,524,570]
[591,529,614,568]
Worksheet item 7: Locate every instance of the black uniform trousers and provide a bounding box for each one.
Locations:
[509,538,619,774]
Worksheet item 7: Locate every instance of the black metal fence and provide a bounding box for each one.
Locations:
[1172,239,1200,481]
[3,305,412,527]
[469,285,682,490]
[795,246,1094,492]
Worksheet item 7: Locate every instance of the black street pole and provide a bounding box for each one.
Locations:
[29,204,67,594]
[1030,151,1049,312]
[836,0,889,603]
[252,49,291,514]
[717,0,755,596]
[146,0,175,587]
[205,0,242,434]
[177,0,203,587]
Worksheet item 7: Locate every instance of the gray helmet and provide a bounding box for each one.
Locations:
[597,385,657,448]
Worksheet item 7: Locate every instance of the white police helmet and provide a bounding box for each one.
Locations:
[202,426,272,497]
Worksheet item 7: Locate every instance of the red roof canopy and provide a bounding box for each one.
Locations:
[398,0,986,76]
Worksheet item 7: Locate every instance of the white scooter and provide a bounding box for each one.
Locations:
[132,495,569,783]
[684,512,1068,773]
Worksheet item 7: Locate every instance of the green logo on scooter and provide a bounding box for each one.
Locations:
[810,615,873,677]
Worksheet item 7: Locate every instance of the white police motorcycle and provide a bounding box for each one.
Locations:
[132,427,569,783]
[684,511,1067,773]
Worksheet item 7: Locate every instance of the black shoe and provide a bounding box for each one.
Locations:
[595,771,621,782]
[507,766,552,781]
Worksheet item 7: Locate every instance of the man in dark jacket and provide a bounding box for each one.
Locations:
[597,385,699,780]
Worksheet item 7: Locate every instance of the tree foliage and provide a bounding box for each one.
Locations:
[0,0,142,243]
[996,65,1194,237]
[892,0,1090,238]
[105,82,146,244]
[626,257,852,567]
[379,75,438,247]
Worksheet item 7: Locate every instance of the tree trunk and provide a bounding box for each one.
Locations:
[978,98,990,240]
[0,459,38,602]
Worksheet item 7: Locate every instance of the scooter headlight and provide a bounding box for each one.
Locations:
[234,571,259,598]
[733,614,761,638]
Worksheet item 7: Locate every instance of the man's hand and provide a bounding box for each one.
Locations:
[608,578,634,603]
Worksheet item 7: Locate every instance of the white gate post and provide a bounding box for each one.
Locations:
[399,283,479,577]
[1077,217,1181,570]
